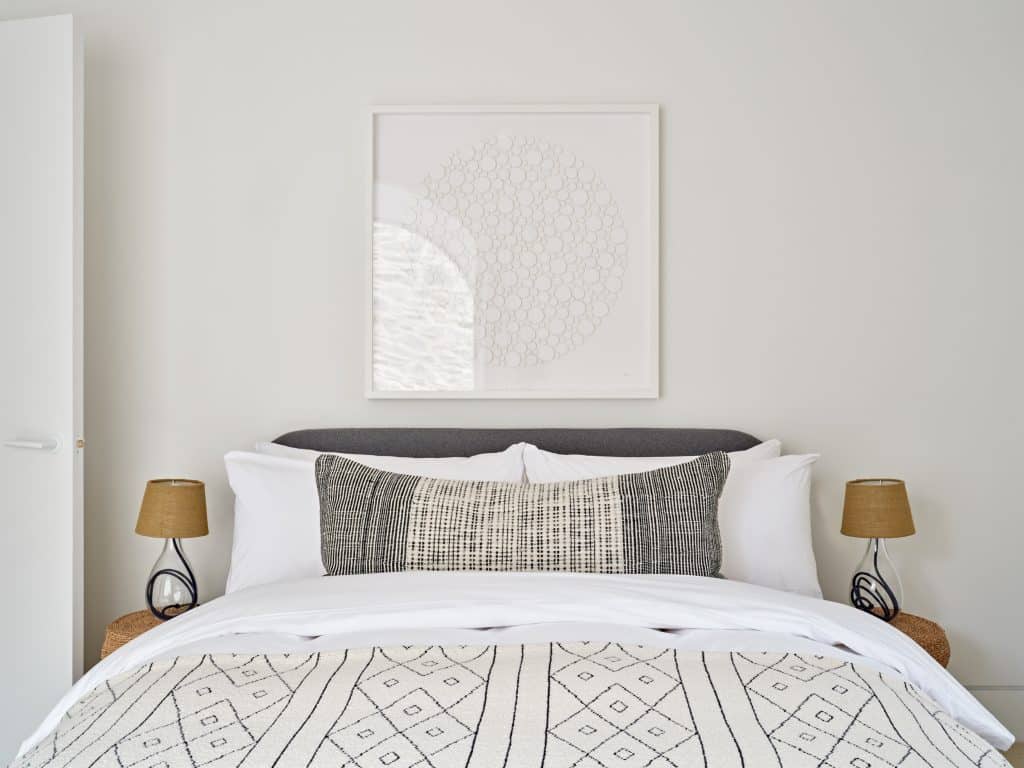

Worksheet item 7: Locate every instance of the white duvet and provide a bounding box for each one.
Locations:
[18,571,1014,760]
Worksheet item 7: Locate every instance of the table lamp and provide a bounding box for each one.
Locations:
[135,479,208,620]
[841,478,915,621]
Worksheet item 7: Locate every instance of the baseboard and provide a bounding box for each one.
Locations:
[968,687,1024,747]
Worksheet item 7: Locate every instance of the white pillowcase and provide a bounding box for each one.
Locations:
[224,453,321,594]
[522,439,782,482]
[522,440,822,597]
[716,453,820,597]
[255,441,527,481]
[224,443,527,593]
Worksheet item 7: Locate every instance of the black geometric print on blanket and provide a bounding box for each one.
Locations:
[546,643,702,767]
[14,646,1010,768]
[18,654,318,768]
[109,655,317,768]
[310,646,495,768]
[736,652,913,765]
[31,663,158,767]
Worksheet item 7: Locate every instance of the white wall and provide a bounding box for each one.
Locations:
[1,0,1021,738]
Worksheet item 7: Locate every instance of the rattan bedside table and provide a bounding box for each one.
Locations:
[890,612,950,667]
[100,610,164,659]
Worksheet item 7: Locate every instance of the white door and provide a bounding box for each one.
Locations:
[0,14,83,763]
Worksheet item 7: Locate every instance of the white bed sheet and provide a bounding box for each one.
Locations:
[18,571,1014,757]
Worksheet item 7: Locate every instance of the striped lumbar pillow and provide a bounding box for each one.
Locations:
[314,451,731,577]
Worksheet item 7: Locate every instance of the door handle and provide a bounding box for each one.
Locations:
[4,436,61,452]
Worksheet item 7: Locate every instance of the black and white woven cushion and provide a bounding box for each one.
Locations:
[314,451,731,577]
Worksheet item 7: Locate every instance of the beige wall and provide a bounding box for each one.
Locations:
[1,0,1021,738]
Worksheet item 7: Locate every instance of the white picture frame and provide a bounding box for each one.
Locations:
[367,104,659,399]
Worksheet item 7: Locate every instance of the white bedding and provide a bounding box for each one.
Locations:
[19,571,1012,758]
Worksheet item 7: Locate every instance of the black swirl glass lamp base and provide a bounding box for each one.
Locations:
[849,537,904,622]
[145,537,199,621]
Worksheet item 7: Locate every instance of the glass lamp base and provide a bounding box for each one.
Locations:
[146,538,199,620]
[850,537,904,621]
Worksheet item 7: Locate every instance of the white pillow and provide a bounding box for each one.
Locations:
[522,441,823,597]
[224,453,321,594]
[256,441,527,481]
[717,453,821,597]
[224,443,527,593]
[522,439,781,482]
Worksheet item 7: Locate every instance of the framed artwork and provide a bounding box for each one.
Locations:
[367,105,659,398]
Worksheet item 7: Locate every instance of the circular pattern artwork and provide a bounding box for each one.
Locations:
[403,135,628,367]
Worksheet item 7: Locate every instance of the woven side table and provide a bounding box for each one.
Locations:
[101,610,164,659]
[890,612,950,667]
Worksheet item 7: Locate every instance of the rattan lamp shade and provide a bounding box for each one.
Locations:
[135,479,208,539]
[841,479,914,539]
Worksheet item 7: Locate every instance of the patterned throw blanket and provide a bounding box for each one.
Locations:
[15,643,1007,768]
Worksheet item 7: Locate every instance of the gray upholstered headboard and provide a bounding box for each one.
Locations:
[273,428,760,458]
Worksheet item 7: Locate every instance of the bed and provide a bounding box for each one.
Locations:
[14,428,1014,767]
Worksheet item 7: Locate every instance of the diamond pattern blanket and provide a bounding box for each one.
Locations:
[15,643,1008,768]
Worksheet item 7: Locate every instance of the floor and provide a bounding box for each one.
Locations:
[1006,744,1023,766]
